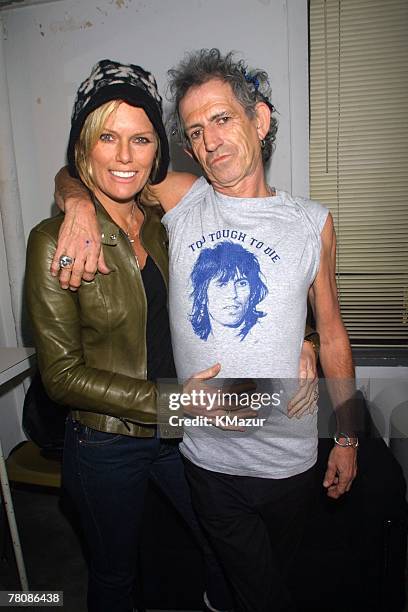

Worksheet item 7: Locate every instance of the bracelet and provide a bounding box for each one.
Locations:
[334,433,359,449]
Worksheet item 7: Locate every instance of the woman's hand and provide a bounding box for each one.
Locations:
[287,340,318,419]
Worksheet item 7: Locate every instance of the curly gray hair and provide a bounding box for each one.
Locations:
[167,48,278,164]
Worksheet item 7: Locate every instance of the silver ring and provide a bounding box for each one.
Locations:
[59,255,74,269]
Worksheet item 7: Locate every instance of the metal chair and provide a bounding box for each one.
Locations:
[1,441,62,590]
[6,441,61,489]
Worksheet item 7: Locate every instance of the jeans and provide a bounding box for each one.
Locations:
[63,418,230,612]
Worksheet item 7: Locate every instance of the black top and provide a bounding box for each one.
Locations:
[140,256,176,381]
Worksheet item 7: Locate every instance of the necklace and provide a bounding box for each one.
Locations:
[125,202,137,243]
[122,200,142,269]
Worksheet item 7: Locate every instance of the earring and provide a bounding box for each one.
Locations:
[260,139,266,149]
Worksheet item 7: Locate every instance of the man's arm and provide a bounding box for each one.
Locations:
[52,167,197,289]
[148,171,197,211]
[309,212,357,499]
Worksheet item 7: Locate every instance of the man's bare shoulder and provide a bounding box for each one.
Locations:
[320,212,335,251]
[149,172,198,212]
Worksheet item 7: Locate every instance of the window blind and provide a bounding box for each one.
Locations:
[309,0,408,346]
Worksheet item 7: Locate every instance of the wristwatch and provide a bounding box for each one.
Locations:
[334,433,359,449]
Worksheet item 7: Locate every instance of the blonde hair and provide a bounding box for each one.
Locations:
[74,100,161,192]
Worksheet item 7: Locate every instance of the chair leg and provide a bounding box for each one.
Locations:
[0,440,29,590]
[0,494,9,561]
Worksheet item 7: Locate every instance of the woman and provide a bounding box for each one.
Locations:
[25,59,231,612]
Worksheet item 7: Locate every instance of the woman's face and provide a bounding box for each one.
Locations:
[90,102,158,207]
[206,272,251,328]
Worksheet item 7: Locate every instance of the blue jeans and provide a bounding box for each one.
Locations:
[63,418,230,612]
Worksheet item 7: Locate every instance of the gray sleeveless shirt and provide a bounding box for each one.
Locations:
[162,177,328,478]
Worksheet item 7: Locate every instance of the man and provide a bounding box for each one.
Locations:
[52,49,357,611]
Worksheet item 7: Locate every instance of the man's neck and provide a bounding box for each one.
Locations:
[212,174,271,199]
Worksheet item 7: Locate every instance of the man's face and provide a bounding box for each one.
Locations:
[206,273,251,328]
[179,79,264,193]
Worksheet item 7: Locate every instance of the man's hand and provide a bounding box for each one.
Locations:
[52,166,110,290]
[323,444,357,499]
[287,340,318,419]
[50,199,109,290]
[183,364,257,431]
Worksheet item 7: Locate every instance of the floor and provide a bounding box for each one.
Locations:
[0,487,200,612]
[1,486,407,612]
[0,487,87,611]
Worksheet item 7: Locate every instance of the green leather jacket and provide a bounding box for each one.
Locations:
[25,201,169,438]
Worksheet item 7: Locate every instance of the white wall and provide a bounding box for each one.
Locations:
[0,214,27,457]
[2,0,310,236]
[356,366,408,443]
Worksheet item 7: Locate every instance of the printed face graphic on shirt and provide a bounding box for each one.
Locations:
[207,273,251,327]
[190,241,268,341]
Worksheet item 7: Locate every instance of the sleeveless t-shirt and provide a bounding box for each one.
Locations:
[162,177,328,478]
